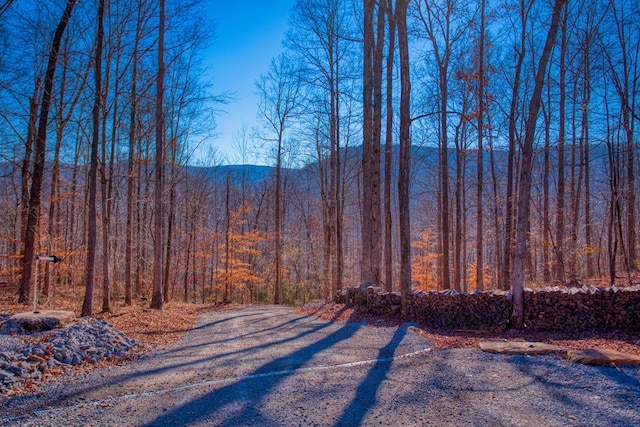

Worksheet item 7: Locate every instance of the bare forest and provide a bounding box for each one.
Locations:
[0,0,639,324]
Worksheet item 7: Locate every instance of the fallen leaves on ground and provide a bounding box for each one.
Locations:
[0,295,240,349]
[94,302,216,347]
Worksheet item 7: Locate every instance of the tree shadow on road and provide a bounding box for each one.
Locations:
[142,320,364,426]
[333,323,410,427]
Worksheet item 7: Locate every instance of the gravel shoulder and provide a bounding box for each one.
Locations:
[1,305,639,426]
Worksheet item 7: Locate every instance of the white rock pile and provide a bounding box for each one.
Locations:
[0,317,139,394]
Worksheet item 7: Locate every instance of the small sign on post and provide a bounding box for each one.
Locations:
[33,254,62,313]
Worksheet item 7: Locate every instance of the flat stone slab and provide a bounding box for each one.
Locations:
[479,341,567,355]
[0,310,76,334]
[567,348,640,366]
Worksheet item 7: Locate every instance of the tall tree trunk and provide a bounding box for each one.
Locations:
[569,78,582,279]
[100,25,120,314]
[542,95,551,283]
[454,125,463,292]
[583,35,593,277]
[553,5,567,283]
[383,0,395,293]
[501,0,528,291]
[361,0,374,284]
[372,0,384,285]
[396,0,411,316]
[511,0,565,329]
[331,27,343,298]
[488,123,502,288]
[605,100,617,286]
[475,0,486,292]
[163,135,180,304]
[274,130,283,304]
[151,0,166,310]
[224,175,231,303]
[20,0,77,304]
[44,47,68,299]
[361,0,382,285]
[439,69,451,290]
[21,78,41,248]
[82,0,102,317]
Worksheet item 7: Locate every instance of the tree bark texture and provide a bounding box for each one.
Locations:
[511,0,566,329]
[20,0,77,304]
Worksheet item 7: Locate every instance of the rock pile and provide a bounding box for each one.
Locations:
[0,317,139,394]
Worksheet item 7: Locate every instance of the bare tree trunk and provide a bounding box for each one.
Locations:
[454,126,463,292]
[20,78,41,249]
[605,98,617,286]
[383,0,395,293]
[542,95,551,283]
[274,130,283,304]
[82,0,102,317]
[569,77,582,280]
[224,176,231,303]
[20,0,76,304]
[553,5,567,283]
[331,39,343,299]
[453,97,469,292]
[501,0,529,291]
[163,133,179,304]
[372,0,385,285]
[183,229,192,302]
[396,0,411,316]
[151,0,166,310]
[488,124,502,288]
[583,36,593,277]
[124,2,142,306]
[100,24,122,313]
[475,0,486,292]
[511,0,565,329]
[361,0,381,285]
[44,48,68,299]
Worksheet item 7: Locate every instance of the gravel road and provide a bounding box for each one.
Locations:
[1,305,639,426]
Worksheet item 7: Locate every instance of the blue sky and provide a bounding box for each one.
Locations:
[203,0,296,164]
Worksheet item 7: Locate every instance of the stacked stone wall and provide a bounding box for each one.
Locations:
[336,285,640,332]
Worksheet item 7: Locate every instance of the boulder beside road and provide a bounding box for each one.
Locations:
[1,311,76,334]
[479,340,640,367]
[567,349,640,366]
[478,341,567,355]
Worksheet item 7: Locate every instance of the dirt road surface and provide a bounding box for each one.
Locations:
[2,305,639,426]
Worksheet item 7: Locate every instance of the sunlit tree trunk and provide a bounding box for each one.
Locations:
[20,78,41,250]
[475,0,486,292]
[397,0,411,315]
[542,91,551,283]
[151,0,166,310]
[582,26,593,277]
[501,0,529,291]
[125,2,143,306]
[553,4,567,283]
[82,0,103,317]
[361,0,381,285]
[511,0,565,329]
[383,0,395,292]
[20,0,77,304]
